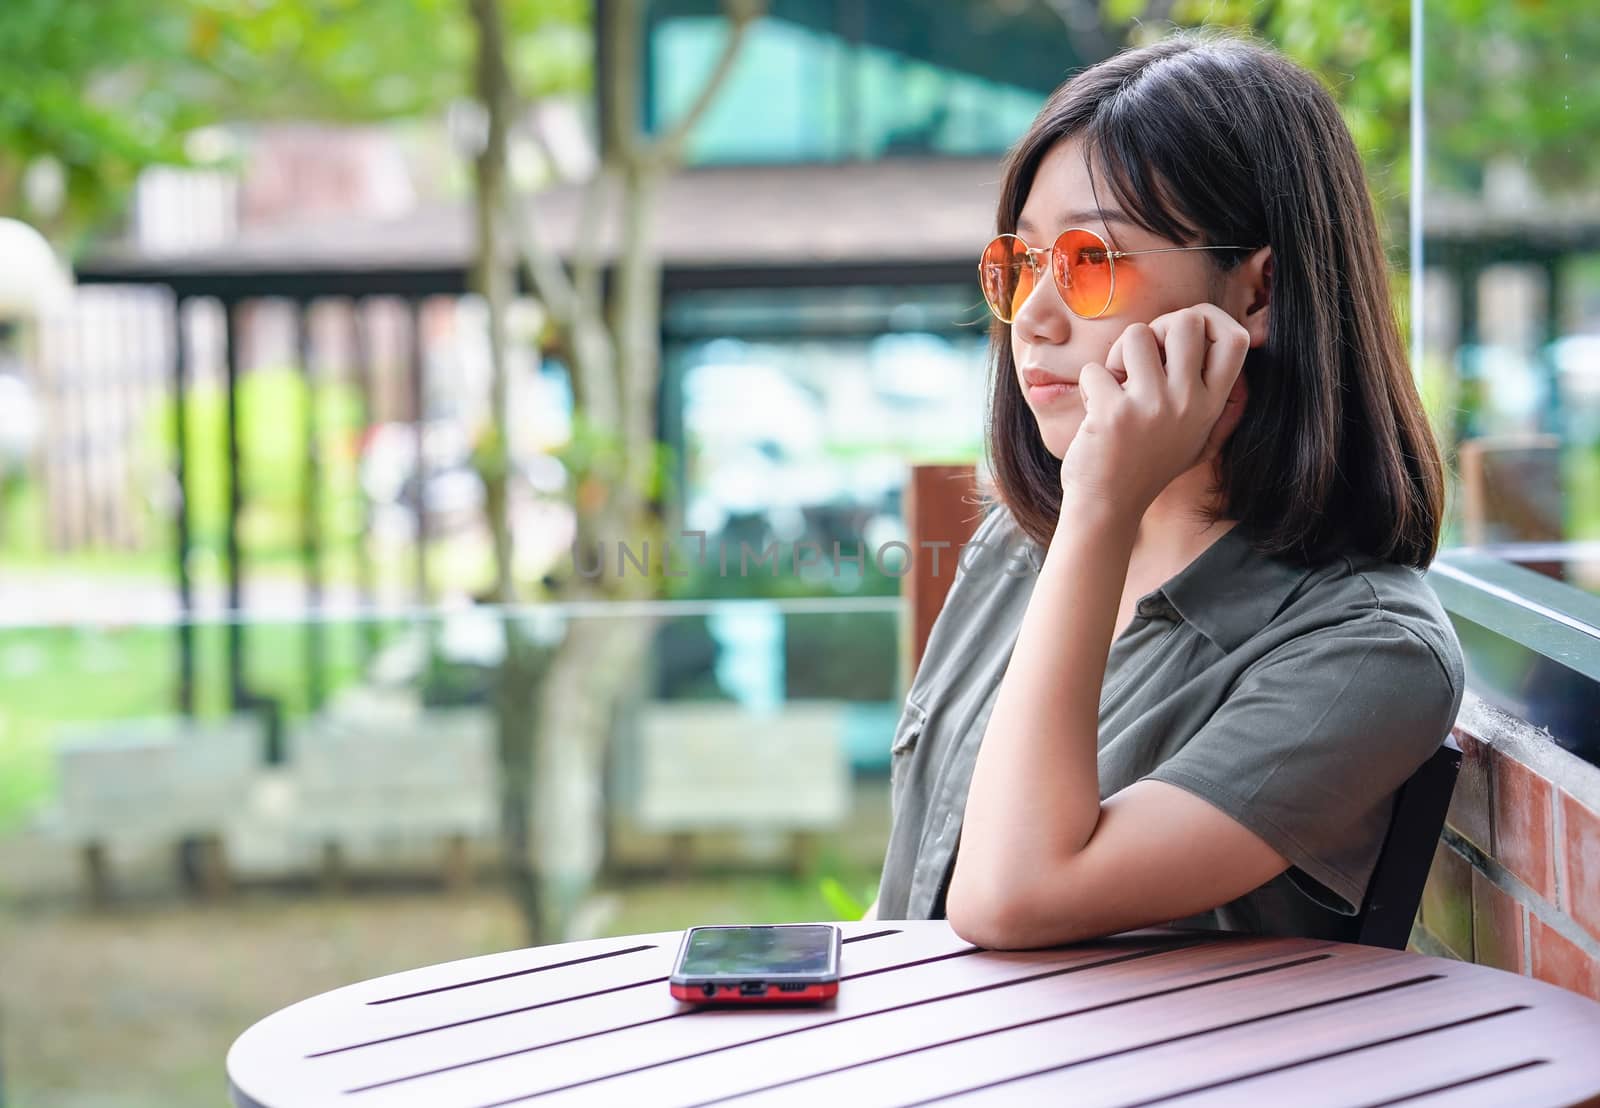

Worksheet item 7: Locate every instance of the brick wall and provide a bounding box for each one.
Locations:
[1410,694,1600,1002]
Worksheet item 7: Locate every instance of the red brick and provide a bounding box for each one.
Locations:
[1559,790,1600,944]
[1529,916,1600,1003]
[1446,728,1493,853]
[1471,868,1525,973]
[1421,841,1473,960]
[1492,748,1557,900]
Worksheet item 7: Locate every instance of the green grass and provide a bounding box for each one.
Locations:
[599,857,879,936]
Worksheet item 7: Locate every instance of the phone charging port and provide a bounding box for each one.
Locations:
[739,982,767,996]
[700,983,717,998]
[776,982,807,992]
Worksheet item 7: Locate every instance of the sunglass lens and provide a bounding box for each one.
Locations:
[979,235,1033,323]
[1053,229,1114,317]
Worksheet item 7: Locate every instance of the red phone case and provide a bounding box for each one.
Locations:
[669,925,841,1005]
[669,979,839,1003]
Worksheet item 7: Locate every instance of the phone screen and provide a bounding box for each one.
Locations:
[678,924,836,977]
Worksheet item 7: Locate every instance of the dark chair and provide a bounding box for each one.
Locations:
[1353,734,1463,949]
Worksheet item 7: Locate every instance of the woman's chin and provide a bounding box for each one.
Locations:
[1034,412,1080,459]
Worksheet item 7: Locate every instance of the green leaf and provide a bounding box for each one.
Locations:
[818,876,866,920]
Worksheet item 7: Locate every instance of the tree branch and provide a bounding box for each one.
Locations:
[571,164,611,308]
[503,130,618,423]
[642,0,763,170]
[507,186,581,328]
[518,110,612,309]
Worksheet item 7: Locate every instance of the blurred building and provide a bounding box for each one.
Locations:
[70,1,1094,594]
[634,0,1092,557]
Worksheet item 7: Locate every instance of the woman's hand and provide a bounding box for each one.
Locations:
[1058,304,1250,516]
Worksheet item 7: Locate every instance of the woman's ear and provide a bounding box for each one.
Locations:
[1238,246,1273,349]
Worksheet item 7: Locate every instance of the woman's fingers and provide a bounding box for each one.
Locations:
[1116,322,1165,408]
[1149,309,1202,408]
[1076,360,1119,419]
[1194,305,1250,392]
[1149,304,1249,395]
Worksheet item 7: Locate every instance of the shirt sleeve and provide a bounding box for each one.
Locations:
[1140,615,1464,915]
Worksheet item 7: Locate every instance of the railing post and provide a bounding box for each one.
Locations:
[349,298,380,659]
[223,298,245,713]
[409,297,429,608]
[296,299,326,710]
[171,294,195,715]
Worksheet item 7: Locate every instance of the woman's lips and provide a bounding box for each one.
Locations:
[1021,367,1071,387]
[1021,364,1126,405]
[1026,381,1078,405]
[1021,369,1078,405]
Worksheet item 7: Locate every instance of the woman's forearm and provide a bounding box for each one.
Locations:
[947,495,1140,910]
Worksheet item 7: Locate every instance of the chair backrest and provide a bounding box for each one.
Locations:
[1458,432,1564,545]
[1354,734,1463,949]
[903,463,983,682]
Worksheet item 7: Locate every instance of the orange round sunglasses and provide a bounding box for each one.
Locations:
[978,227,1251,323]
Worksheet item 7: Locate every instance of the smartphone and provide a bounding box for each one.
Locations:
[669,923,843,1004]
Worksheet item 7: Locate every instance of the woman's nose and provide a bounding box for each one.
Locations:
[1011,266,1071,346]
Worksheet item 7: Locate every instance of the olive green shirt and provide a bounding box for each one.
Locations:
[877,501,1466,940]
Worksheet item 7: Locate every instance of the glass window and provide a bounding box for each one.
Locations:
[645,9,1059,165]
[658,285,989,598]
[1422,0,1600,604]
[652,16,848,163]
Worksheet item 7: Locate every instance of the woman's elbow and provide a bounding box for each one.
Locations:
[944,860,1041,948]
[948,903,1023,950]
[946,884,1096,950]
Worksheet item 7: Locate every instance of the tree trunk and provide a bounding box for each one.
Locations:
[471,0,760,943]
[468,0,549,946]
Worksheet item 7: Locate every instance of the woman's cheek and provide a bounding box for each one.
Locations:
[1104,265,1143,317]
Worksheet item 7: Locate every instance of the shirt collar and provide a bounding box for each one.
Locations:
[1153,522,1316,653]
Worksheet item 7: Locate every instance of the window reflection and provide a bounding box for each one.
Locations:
[647,12,1051,164]
[1424,0,1600,600]
[661,287,988,599]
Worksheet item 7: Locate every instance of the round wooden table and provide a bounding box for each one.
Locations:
[227,920,1600,1107]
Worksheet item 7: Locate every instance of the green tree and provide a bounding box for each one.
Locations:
[1421,0,1600,194]
[1095,0,1411,242]
[0,0,583,250]
[0,0,215,249]
[1096,0,1600,232]
[464,0,762,943]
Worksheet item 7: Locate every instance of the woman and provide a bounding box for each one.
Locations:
[867,31,1466,949]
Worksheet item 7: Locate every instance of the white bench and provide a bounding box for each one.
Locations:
[619,700,851,873]
[284,700,497,885]
[47,715,263,899]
